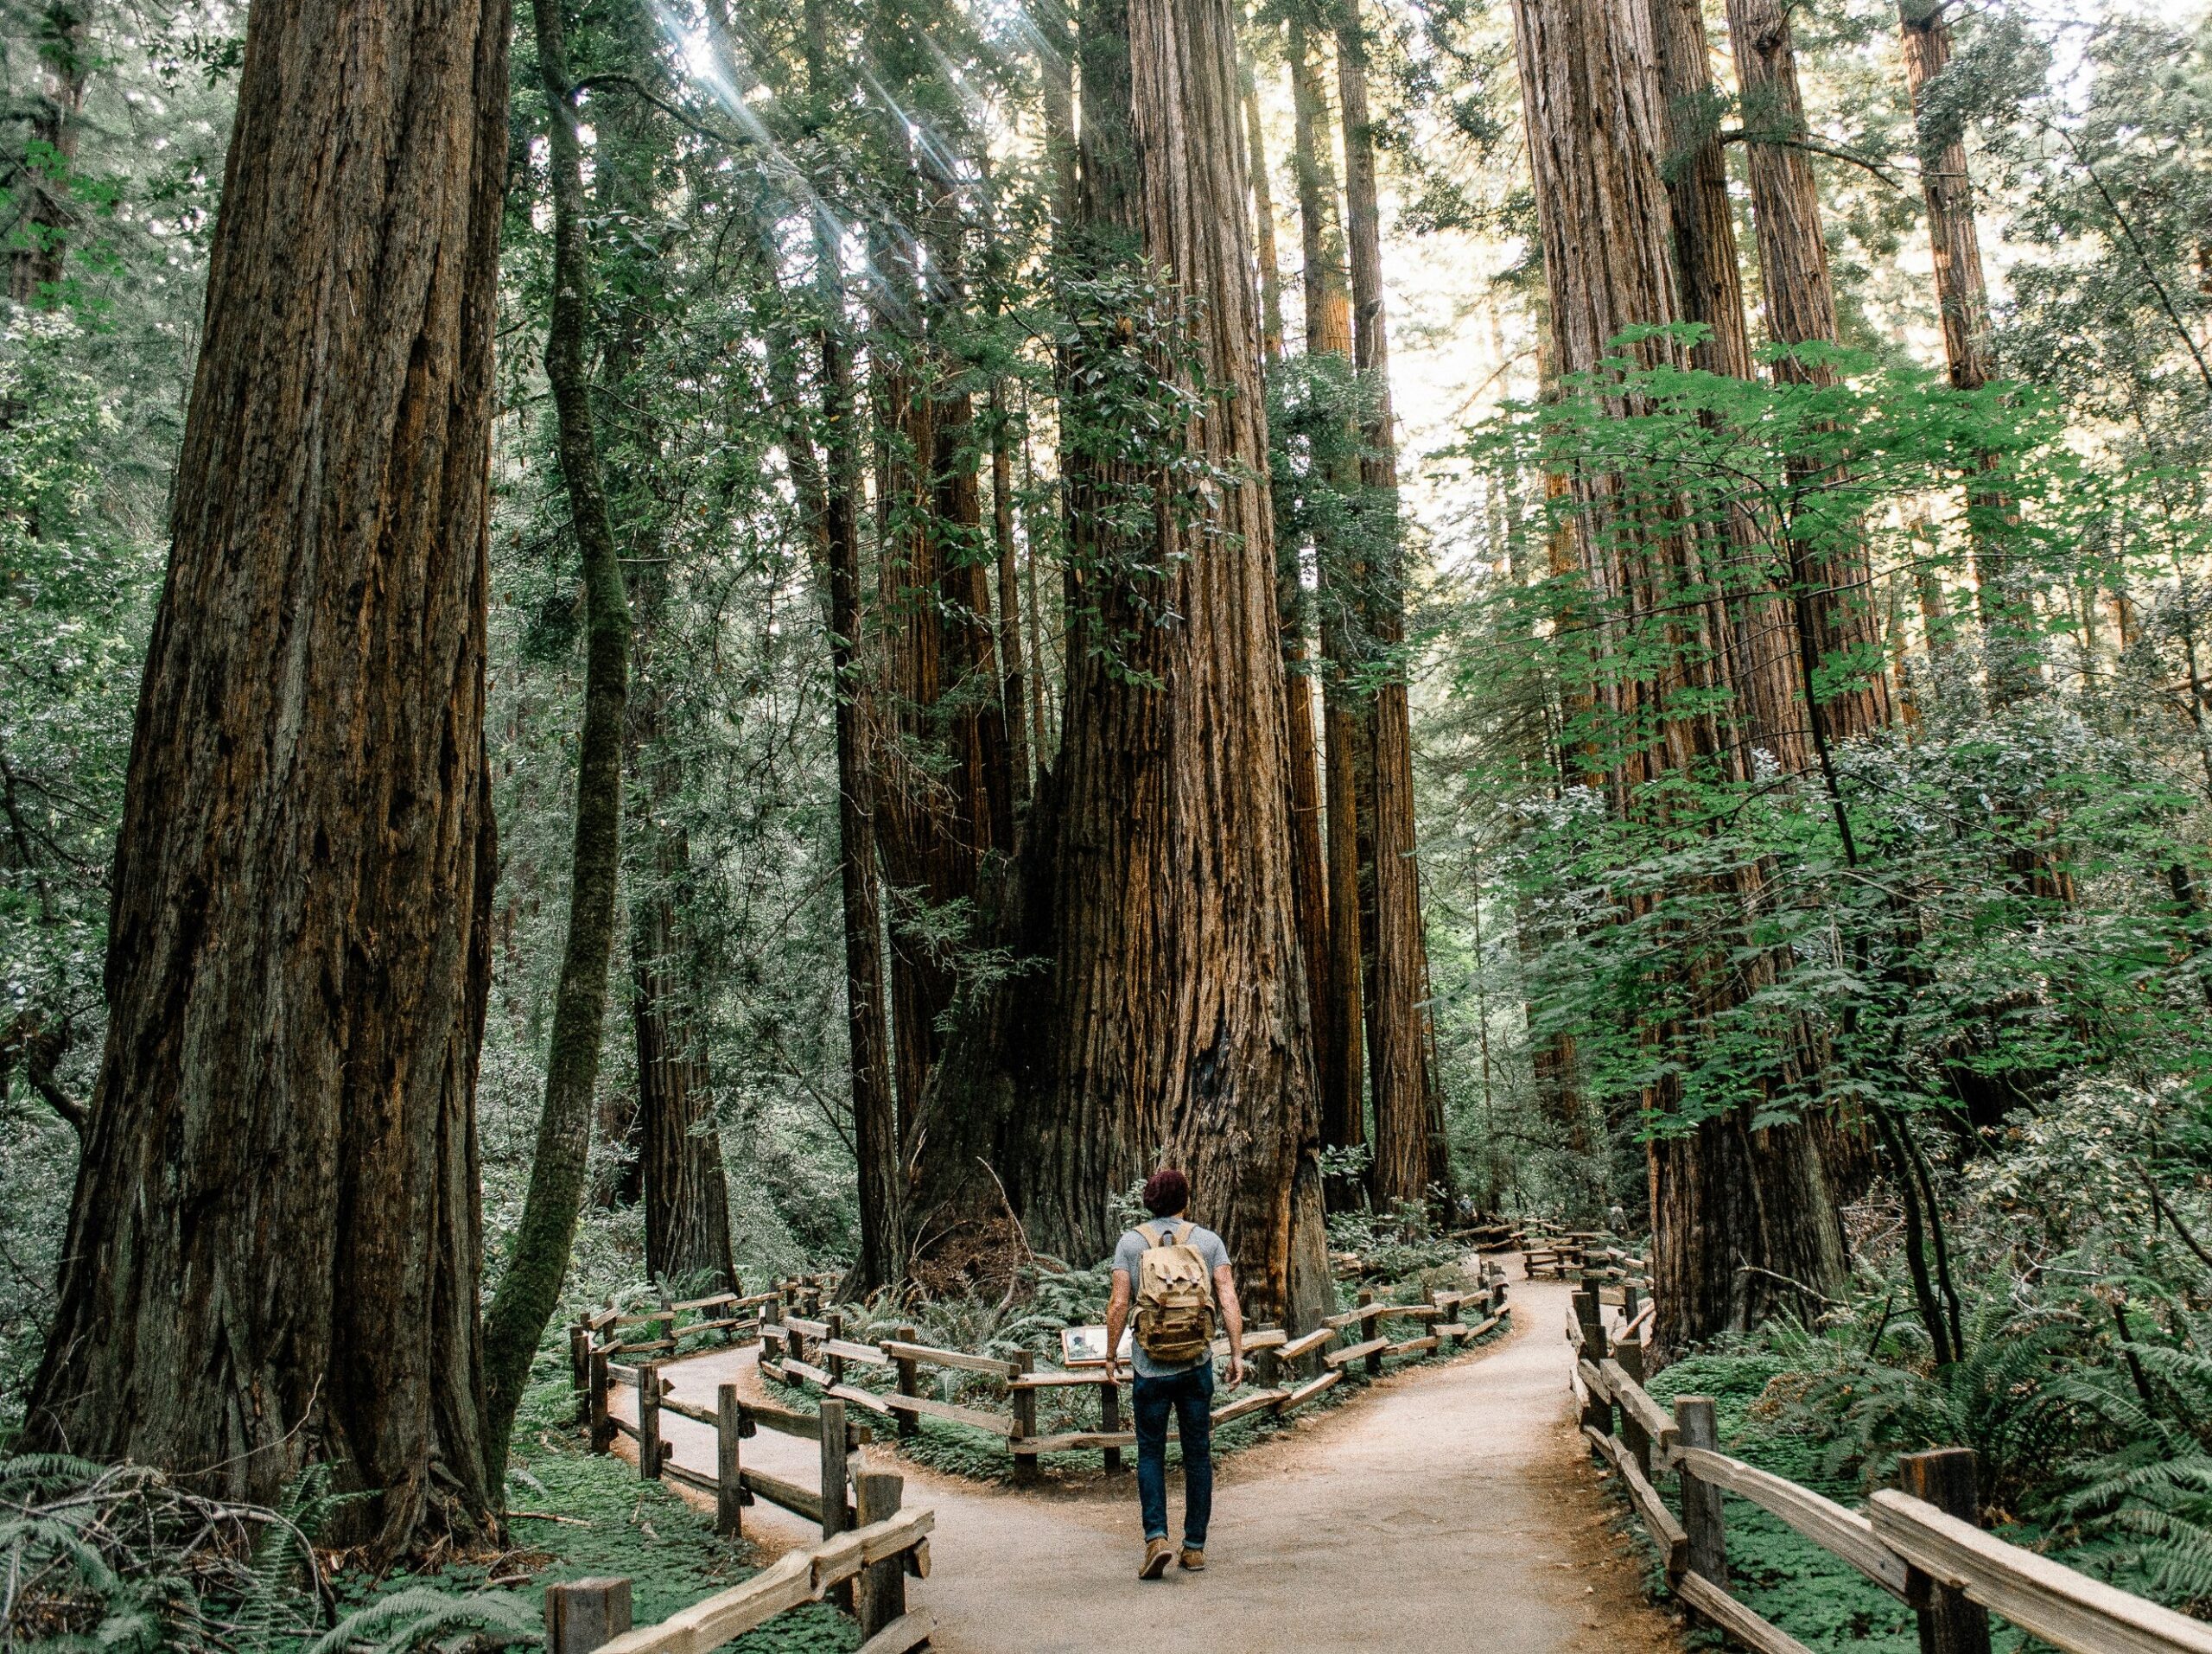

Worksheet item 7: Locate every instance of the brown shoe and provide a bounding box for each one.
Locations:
[1179,1547,1206,1572]
[1140,1537,1173,1580]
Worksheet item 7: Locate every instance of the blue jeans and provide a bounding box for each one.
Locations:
[1133,1363,1214,1546]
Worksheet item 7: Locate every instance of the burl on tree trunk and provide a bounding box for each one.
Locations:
[27,0,511,1554]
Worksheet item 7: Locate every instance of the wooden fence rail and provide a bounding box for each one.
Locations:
[543,1504,935,1654]
[751,1263,1512,1482]
[1568,1285,2212,1654]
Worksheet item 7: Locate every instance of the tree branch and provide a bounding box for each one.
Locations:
[1722,127,1909,189]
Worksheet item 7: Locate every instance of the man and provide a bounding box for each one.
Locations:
[1103,1167,1245,1580]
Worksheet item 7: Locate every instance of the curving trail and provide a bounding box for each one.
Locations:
[612,1267,1679,1653]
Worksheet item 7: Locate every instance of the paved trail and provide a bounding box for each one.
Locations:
[614,1269,1679,1653]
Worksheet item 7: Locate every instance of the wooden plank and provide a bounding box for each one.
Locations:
[1602,1361,1678,1459]
[1211,1386,1290,1425]
[1281,1369,1343,1411]
[1007,1370,1120,1390]
[1584,1428,1688,1577]
[660,1396,718,1428]
[661,1460,720,1495]
[1321,1302,1394,1330]
[1577,1358,1612,1403]
[1465,1312,1505,1339]
[1675,1572,1817,1654]
[1323,1335,1390,1370]
[879,1339,1020,1379]
[592,1511,933,1654]
[613,1337,678,1356]
[855,1609,935,1654]
[670,1292,739,1313]
[607,1363,643,1388]
[1021,1430,1140,1454]
[829,1382,894,1418]
[782,1315,832,1338]
[781,1357,834,1388]
[1388,1334,1440,1358]
[741,1466,830,1524]
[1242,1327,1290,1351]
[875,1390,1020,1436]
[745,1398,826,1441]
[609,1415,641,1441]
[1868,1490,2212,1654]
[1276,1326,1336,1362]
[1677,1448,1909,1601]
[821,1338,894,1365]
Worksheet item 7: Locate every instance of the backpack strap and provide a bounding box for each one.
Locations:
[1173,1221,1196,1247]
[1138,1221,1166,1249]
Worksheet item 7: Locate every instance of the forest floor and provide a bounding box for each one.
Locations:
[613,1266,1682,1652]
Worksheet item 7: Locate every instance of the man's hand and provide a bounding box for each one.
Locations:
[1225,1353,1245,1387]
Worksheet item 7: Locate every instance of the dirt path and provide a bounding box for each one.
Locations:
[614,1270,1679,1653]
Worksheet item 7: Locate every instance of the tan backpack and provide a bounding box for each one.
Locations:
[1134,1220,1216,1365]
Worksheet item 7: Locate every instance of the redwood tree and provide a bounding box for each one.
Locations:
[1510,0,1847,1355]
[25,0,510,1551]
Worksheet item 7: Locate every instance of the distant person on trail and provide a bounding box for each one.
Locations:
[1103,1167,1245,1581]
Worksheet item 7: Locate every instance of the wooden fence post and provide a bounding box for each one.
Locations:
[1357,1289,1383,1377]
[825,1310,846,1388]
[1575,1291,1611,1435]
[569,1323,589,1418]
[1010,1351,1039,1485]
[716,1381,744,1536]
[762,1295,784,1378]
[545,1578,631,1654]
[1622,1282,1641,1325]
[588,1349,612,1454]
[658,1288,675,1354]
[1675,1396,1727,1590]
[638,1361,663,1480]
[1100,1373,1123,1474]
[817,1397,849,1542]
[1615,1339,1651,1479]
[855,1469,907,1636]
[1900,1449,1995,1654]
[892,1323,919,1441]
[1254,1326,1280,1387]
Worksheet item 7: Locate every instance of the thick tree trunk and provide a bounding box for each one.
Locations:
[480,0,633,1473]
[1510,0,1847,1356]
[9,0,89,304]
[925,0,1332,1329]
[1725,0,1891,741]
[1336,0,1450,1212]
[25,0,508,1552]
[1287,13,1366,1198]
[632,840,736,1292]
[1648,0,1806,777]
[1250,29,1335,1209]
[1898,0,2037,706]
[794,0,902,1292]
[1243,52,1287,365]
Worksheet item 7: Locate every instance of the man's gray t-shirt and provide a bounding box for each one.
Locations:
[1111,1220,1230,1377]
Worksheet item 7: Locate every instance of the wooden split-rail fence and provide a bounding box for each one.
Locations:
[752,1263,1511,1482]
[1567,1286,2212,1654]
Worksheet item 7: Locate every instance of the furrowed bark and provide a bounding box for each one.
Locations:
[481,0,633,1476]
[1726,0,1892,741]
[27,0,509,1553]
[9,0,89,305]
[1510,0,1847,1355]
[1336,0,1450,1212]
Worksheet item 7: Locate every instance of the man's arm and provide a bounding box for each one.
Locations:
[1104,1268,1132,1382]
[1215,1263,1245,1386]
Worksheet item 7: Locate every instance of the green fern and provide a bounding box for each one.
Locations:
[302,1586,536,1654]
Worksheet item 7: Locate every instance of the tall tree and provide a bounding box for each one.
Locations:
[926,0,1332,1329]
[8,0,89,305]
[1898,0,2039,706]
[1510,0,1848,1355]
[1648,0,1806,778]
[1287,12,1368,1194]
[480,0,635,1471]
[1725,0,1892,740]
[1334,0,1451,1209]
[24,0,510,1552]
